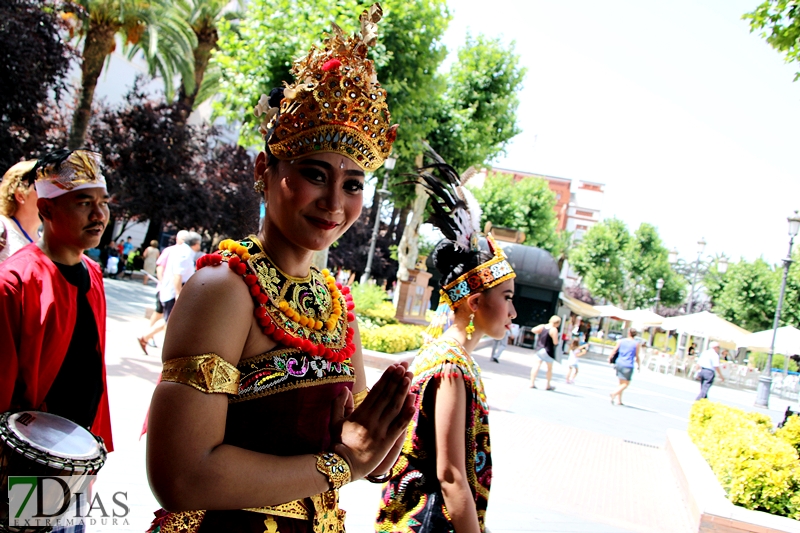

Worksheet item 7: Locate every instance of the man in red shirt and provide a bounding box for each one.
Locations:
[0,149,113,450]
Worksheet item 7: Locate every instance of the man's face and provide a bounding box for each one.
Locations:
[40,188,110,251]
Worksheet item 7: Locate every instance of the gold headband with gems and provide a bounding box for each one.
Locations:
[35,150,106,199]
[440,234,516,310]
[254,3,397,172]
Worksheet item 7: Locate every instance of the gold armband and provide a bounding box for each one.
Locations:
[161,353,240,395]
[352,387,369,409]
[314,452,351,489]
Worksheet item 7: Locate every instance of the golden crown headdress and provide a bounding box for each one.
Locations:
[254,3,397,172]
[34,150,106,199]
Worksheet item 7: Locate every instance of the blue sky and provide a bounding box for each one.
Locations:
[94,0,800,264]
[441,0,800,264]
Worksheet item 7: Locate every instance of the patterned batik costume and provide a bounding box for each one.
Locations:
[375,337,491,533]
[148,237,358,533]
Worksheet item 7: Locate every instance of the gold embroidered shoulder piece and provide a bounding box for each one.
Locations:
[162,353,240,395]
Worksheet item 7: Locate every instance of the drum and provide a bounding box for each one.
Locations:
[0,411,107,532]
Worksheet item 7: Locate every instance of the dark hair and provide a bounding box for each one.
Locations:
[263,87,284,168]
[33,149,74,179]
[432,239,493,288]
[628,328,638,338]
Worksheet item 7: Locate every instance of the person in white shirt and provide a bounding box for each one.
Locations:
[0,160,39,263]
[696,341,725,400]
[159,232,201,322]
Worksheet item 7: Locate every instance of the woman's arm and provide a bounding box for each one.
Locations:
[434,365,481,533]
[147,265,415,511]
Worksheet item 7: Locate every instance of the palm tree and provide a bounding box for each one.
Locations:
[172,0,243,127]
[68,0,195,149]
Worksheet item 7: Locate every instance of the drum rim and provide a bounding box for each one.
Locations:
[0,411,106,469]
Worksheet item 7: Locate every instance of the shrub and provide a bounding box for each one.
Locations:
[359,301,398,328]
[360,324,425,354]
[688,400,800,519]
[350,282,389,314]
[776,416,800,456]
[589,337,616,346]
[749,352,799,372]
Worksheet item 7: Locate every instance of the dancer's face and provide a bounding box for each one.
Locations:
[38,187,110,252]
[256,152,365,251]
[472,279,517,340]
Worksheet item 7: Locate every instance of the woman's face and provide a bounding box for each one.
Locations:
[256,152,365,252]
[473,279,517,340]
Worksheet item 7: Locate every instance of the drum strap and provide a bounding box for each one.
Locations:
[161,353,240,395]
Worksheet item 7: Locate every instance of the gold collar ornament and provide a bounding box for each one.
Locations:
[196,237,356,363]
[254,3,397,172]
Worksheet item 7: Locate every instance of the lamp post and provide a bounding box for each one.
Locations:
[687,238,706,314]
[755,210,800,408]
[668,247,678,266]
[653,278,664,313]
[360,156,396,284]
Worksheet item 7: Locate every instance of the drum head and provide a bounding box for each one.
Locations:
[6,411,101,461]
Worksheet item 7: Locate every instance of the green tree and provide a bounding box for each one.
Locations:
[744,1,800,81]
[469,172,559,254]
[569,219,685,309]
[776,249,800,328]
[712,258,778,332]
[173,0,244,126]
[427,34,526,173]
[67,0,195,148]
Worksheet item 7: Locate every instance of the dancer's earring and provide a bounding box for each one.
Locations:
[466,313,475,340]
[254,179,265,193]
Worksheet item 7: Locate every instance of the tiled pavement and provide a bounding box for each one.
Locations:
[90,279,795,532]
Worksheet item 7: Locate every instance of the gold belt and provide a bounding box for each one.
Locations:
[245,490,344,532]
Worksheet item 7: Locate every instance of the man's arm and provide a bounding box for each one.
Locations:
[0,280,21,411]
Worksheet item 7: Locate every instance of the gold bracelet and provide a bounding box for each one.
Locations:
[161,353,241,395]
[352,387,369,409]
[314,452,351,489]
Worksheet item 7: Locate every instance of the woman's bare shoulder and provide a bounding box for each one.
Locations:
[162,264,254,362]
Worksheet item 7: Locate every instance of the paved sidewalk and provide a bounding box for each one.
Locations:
[91,279,795,532]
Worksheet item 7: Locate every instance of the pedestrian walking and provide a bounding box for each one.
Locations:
[0,149,114,447]
[141,240,160,285]
[157,231,201,322]
[565,339,589,384]
[530,315,561,390]
[696,341,725,400]
[376,151,516,533]
[145,8,415,531]
[491,327,511,362]
[0,160,39,264]
[609,328,641,405]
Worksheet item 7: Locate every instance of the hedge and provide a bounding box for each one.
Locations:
[360,324,425,354]
[688,400,800,519]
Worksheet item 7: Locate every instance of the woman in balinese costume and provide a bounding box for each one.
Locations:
[145,5,415,532]
[376,155,517,533]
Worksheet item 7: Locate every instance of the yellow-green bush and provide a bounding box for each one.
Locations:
[776,416,800,456]
[589,337,616,346]
[689,400,800,519]
[360,324,424,354]
[359,301,398,327]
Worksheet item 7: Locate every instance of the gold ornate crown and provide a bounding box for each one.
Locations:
[254,3,397,172]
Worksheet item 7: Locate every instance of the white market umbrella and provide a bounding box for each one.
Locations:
[617,309,664,327]
[742,326,800,355]
[660,311,750,346]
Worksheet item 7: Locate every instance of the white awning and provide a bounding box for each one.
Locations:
[741,326,800,355]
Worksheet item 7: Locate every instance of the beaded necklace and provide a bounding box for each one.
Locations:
[197,236,356,362]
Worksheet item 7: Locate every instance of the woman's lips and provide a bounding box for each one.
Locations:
[306,216,339,230]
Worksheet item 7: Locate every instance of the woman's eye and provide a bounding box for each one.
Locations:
[344,180,364,192]
[301,169,326,182]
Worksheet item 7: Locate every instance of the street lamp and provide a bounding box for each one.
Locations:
[653,278,664,313]
[687,238,706,315]
[360,156,396,284]
[668,248,678,265]
[755,210,800,408]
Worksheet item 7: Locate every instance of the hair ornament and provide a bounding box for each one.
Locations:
[253,3,397,171]
[413,146,516,312]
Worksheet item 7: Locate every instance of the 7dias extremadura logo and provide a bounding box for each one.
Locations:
[7,475,129,529]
